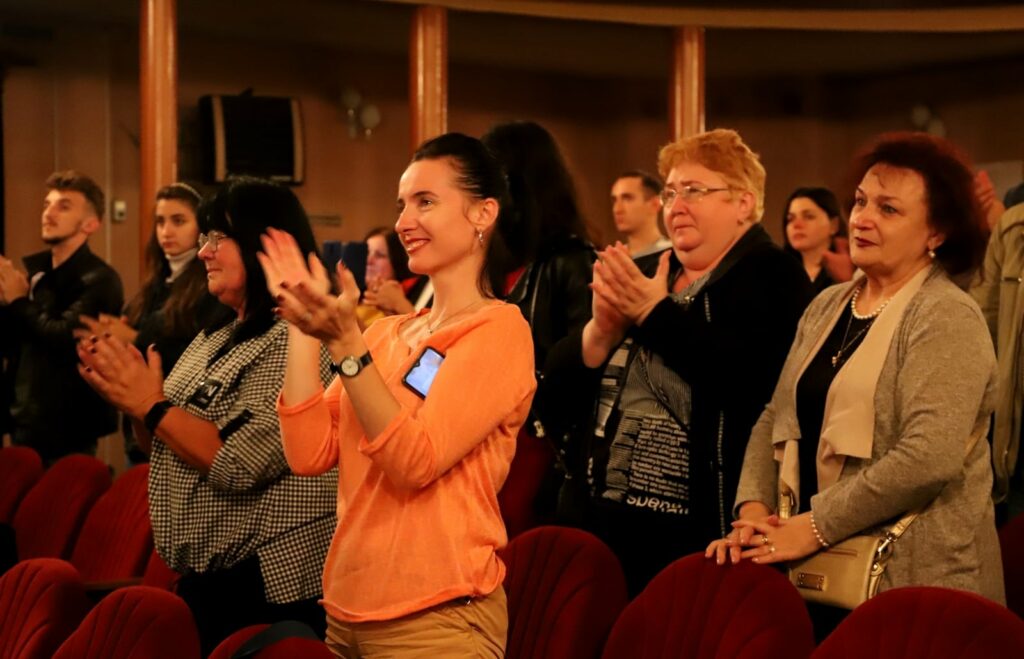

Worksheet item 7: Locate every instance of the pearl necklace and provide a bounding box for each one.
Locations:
[850,284,893,320]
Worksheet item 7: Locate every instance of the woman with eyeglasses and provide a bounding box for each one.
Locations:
[77,177,337,655]
[77,183,228,462]
[541,128,813,595]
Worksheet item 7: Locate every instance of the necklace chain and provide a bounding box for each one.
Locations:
[832,284,888,368]
[426,299,486,334]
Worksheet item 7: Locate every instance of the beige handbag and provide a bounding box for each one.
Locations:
[785,507,916,609]
[782,428,983,610]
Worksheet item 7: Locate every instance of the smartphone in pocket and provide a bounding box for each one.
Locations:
[403,347,445,399]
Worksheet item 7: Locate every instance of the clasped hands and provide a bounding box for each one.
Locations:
[256,227,361,347]
[705,506,821,566]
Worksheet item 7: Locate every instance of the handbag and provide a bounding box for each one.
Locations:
[783,427,984,609]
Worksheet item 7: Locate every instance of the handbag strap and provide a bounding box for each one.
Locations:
[880,425,986,545]
[779,425,987,540]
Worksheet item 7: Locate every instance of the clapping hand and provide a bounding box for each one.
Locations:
[821,237,855,283]
[591,243,670,324]
[77,334,165,419]
[76,313,138,344]
[0,256,30,303]
[257,227,361,345]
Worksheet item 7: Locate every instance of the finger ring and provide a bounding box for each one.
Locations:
[769,544,777,554]
[761,535,770,546]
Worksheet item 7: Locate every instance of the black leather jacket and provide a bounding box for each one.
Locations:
[507,235,595,372]
[2,243,123,460]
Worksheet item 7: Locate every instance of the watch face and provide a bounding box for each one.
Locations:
[340,357,360,377]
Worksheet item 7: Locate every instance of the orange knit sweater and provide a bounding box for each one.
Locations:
[277,302,535,623]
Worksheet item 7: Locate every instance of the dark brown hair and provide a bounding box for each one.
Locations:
[125,183,209,337]
[846,132,986,278]
[46,170,105,219]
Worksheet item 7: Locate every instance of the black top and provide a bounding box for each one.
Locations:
[132,260,228,377]
[2,244,123,460]
[795,301,874,511]
[542,224,815,543]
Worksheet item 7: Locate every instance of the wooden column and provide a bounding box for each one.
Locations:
[139,0,177,267]
[669,26,705,141]
[409,5,448,152]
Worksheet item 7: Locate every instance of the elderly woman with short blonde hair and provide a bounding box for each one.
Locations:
[541,128,813,595]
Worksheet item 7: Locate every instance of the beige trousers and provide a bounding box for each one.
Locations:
[325,587,507,658]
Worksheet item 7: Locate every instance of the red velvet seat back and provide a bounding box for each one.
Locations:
[0,447,43,523]
[999,513,1024,619]
[813,586,1024,658]
[0,558,89,659]
[141,549,181,591]
[500,526,628,659]
[53,585,200,659]
[12,455,111,560]
[602,553,814,659]
[70,465,152,581]
[208,624,333,659]
[497,430,554,540]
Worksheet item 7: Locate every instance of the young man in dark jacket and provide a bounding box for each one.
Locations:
[0,171,123,463]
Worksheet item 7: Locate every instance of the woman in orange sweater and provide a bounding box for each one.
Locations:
[258,133,536,658]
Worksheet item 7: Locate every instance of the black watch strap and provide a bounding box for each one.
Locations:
[330,351,373,377]
[144,400,175,435]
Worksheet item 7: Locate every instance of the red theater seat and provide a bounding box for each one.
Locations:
[208,623,332,659]
[500,526,628,659]
[53,585,200,659]
[13,455,111,560]
[498,430,554,540]
[70,465,152,582]
[0,446,43,523]
[0,558,89,659]
[141,549,181,591]
[602,553,814,659]
[1000,513,1024,619]
[812,586,1024,658]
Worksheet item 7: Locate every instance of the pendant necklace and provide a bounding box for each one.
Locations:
[831,285,891,368]
[426,299,486,335]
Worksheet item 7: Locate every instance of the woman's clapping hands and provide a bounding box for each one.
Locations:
[257,227,361,345]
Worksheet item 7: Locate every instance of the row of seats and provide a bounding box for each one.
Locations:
[0,448,152,584]
[3,528,1023,659]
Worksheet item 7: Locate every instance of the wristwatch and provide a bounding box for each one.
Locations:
[331,351,373,377]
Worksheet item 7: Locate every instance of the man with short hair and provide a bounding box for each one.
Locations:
[611,170,671,258]
[0,170,123,462]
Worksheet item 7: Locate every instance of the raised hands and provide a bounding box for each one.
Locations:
[77,335,165,419]
[0,256,29,303]
[821,236,855,283]
[76,313,138,344]
[591,243,670,325]
[364,278,414,315]
[257,227,361,346]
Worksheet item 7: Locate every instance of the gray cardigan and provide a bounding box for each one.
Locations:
[736,268,1005,603]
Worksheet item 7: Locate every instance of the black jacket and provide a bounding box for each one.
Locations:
[542,225,813,541]
[507,236,595,377]
[3,243,124,460]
